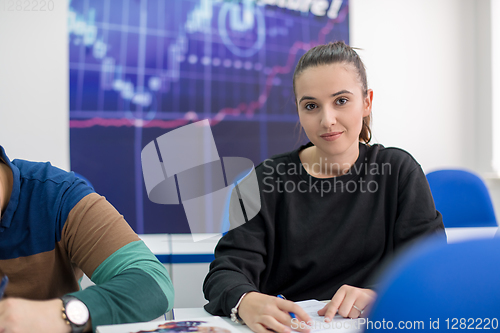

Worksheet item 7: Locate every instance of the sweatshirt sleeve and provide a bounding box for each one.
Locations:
[393,164,447,249]
[61,193,174,331]
[203,181,271,316]
[203,227,263,316]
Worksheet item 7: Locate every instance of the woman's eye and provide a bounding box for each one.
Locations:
[336,97,348,105]
[304,103,317,111]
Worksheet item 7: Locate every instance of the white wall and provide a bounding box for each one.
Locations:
[350,0,476,172]
[0,0,498,211]
[492,0,500,173]
[0,1,69,170]
[350,0,500,215]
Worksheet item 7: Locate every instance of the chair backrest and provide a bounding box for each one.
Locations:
[426,169,497,227]
[366,237,500,332]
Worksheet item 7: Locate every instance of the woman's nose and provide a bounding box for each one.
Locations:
[320,109,337,128]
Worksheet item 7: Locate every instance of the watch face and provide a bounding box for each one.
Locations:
[66,300,89,326]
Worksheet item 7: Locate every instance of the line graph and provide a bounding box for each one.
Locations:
[70,5,348,130]
[69,0,350,233]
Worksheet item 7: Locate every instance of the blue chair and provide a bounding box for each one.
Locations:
[426,169,497,227]
[366,237,500,332]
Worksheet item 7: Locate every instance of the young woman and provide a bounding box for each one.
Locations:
[203,41,445,333]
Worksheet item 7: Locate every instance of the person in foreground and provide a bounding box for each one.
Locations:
[203,41,446,333]
[0,145,174,333]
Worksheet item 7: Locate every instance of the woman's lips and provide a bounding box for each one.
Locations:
[320,131,343,141]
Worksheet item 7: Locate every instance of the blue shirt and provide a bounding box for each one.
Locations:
[0,145,93,259]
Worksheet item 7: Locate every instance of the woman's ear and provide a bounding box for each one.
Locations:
[363,89,373,117]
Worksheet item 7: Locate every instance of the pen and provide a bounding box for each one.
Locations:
[277,294,296,319]
[0,275,8,300]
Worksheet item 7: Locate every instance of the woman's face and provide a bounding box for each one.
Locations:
[295,63,372,159]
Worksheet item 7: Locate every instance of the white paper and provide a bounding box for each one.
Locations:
[294,300,365,333]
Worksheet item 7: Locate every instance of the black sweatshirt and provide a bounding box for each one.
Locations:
[203,142,446,316]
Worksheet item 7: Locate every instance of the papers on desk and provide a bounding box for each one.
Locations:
[96,316,240,333]
[128,300,364,333]
[295,300,364,333]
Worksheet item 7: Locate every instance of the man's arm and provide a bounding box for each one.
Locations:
[62,193,174,331]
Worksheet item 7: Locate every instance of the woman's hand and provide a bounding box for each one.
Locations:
[0,298,71,333]
[318,285,376,321]
[238,292,312,333]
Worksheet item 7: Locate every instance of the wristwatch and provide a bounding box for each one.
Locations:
[60,295,90,333]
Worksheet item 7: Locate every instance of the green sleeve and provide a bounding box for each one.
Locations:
[70,240,175,331]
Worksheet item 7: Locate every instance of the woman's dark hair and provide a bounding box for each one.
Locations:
[293,41,372,144]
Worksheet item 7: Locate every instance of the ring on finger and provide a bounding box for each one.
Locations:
[352,305,364,315]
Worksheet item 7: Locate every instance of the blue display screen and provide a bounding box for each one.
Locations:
[69,0,349,233]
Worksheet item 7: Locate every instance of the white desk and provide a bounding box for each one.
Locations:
[445,226,498,243]
[173,308,252,333]
[173,304,364,333]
